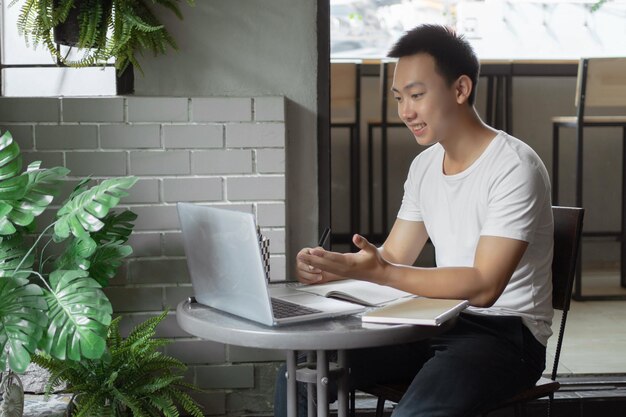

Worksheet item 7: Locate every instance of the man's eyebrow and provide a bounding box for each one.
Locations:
[391,81,425,93]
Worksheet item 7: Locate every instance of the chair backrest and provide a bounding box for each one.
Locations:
[575,57,626,108]
[382,61,403,123]
[331,62,359,123]
[550,206,584,380]
[551,206,584,312]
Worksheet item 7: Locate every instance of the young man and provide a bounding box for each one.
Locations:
[276,24,553,416]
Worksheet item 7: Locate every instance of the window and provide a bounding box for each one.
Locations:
[330,0,626,59]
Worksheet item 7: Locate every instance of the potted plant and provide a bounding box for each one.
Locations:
[33,311,204,417]
[0,129,137,414]
[13,0,195,75]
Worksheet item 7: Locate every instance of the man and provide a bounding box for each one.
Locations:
[277,24,553,416]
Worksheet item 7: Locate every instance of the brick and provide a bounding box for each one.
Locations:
[100,124,160,149]
[0,98,59,122]
[226,123,285,148]
[127,97,188,122]
[1,125,33,150]
[164,285,195,309]
[228,345,285,362]
[120,178,160,204]
[19,152,64,171]
[163,124,223,149]
[226,363,280,414]
[35,125,98,150]
[163,232,185,256]
[195,364,254,389]
[24,154,69,177]
[191,150,253,175]
[62,97,124,122]
[187,391,226,416]
[269,255,287,281]
[126,232,162,257]
[129,259,190,284]
[257,202,285,227]
[165,339,225,364]
[104,287,163,312]
[192,98,252,122]
[256,148,285,173]
[254,97,285,121]
[132,205,180,231]
[129,150,190,175]
[107,262,129,287]
[163,177,222,202]
[259,228,286,254]
[116,312,191,338]
[226,176,285,201]
[66,151,127,176]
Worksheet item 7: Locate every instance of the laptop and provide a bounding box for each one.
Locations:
[177,203,365,326]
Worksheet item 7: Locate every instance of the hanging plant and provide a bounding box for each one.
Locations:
[13,0,195,75]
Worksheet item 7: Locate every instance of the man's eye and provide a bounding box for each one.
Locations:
[393,96,401,102]
[411,93,424,99]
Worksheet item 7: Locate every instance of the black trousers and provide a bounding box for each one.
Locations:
[274,312,546,417]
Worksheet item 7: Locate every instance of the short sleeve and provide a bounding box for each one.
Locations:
[397,158,423,222]
[481,161,548,243]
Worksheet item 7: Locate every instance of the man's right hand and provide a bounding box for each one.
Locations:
[296,247,343,285]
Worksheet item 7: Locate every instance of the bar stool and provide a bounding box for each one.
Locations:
[365,61,405,241]
[552,57,626,300]
[331,61,362,243]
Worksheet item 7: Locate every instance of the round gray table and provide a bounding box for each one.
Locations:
[177,298,454,417]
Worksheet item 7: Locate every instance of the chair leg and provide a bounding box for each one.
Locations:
[349,389,355,417]
[547,393,554,417]
[375,397,385,417]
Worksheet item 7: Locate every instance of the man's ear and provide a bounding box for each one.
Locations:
[455,75,473,104]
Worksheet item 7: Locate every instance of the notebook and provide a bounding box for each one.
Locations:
[362,297,469,326]
[177,203,365,326]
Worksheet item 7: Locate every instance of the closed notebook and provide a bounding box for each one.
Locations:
[362,297,469,326]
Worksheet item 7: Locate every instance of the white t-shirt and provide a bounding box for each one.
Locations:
[397,131,554,346]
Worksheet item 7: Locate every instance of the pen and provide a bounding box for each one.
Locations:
[318,227,331,248]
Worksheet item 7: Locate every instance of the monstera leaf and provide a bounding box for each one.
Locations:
[53,176,137,256]
[91,210,138,245]
[0,235,34,279]
[0,276,48,373]
[6,164,69,229]
[87,241,133,287]
[39,269,112,361]
[0,131,68,235]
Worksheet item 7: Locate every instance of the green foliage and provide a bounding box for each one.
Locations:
[13,0,195,75]
[33,311,205,417]
[0,129,137,373]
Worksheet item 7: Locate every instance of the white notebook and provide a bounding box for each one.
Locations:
[362,297,469,326]
[294,279,412,307]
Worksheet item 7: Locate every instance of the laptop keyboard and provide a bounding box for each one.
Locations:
[271,297,322,319]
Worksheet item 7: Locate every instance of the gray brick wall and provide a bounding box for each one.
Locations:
[0,96,287,417]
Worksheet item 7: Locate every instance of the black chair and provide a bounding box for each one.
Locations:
[357,206,585,417]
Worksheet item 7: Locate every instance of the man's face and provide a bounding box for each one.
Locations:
[392,53,459,146]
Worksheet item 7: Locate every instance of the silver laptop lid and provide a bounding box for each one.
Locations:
[177,203,275,326]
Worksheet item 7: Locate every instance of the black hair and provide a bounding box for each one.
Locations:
[388,24,480,105]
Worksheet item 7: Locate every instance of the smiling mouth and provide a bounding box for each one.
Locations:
[410,123,427,135]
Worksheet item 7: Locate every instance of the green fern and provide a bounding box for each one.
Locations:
[33,311,205,417]
[13,0,195,75]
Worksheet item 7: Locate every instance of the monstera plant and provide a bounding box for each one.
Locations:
[0,129,137,379]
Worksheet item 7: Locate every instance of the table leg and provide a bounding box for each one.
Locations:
[317,349,329,417]
[307,351,315,416]
[337,350,348,417]
[286,350,297,417]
